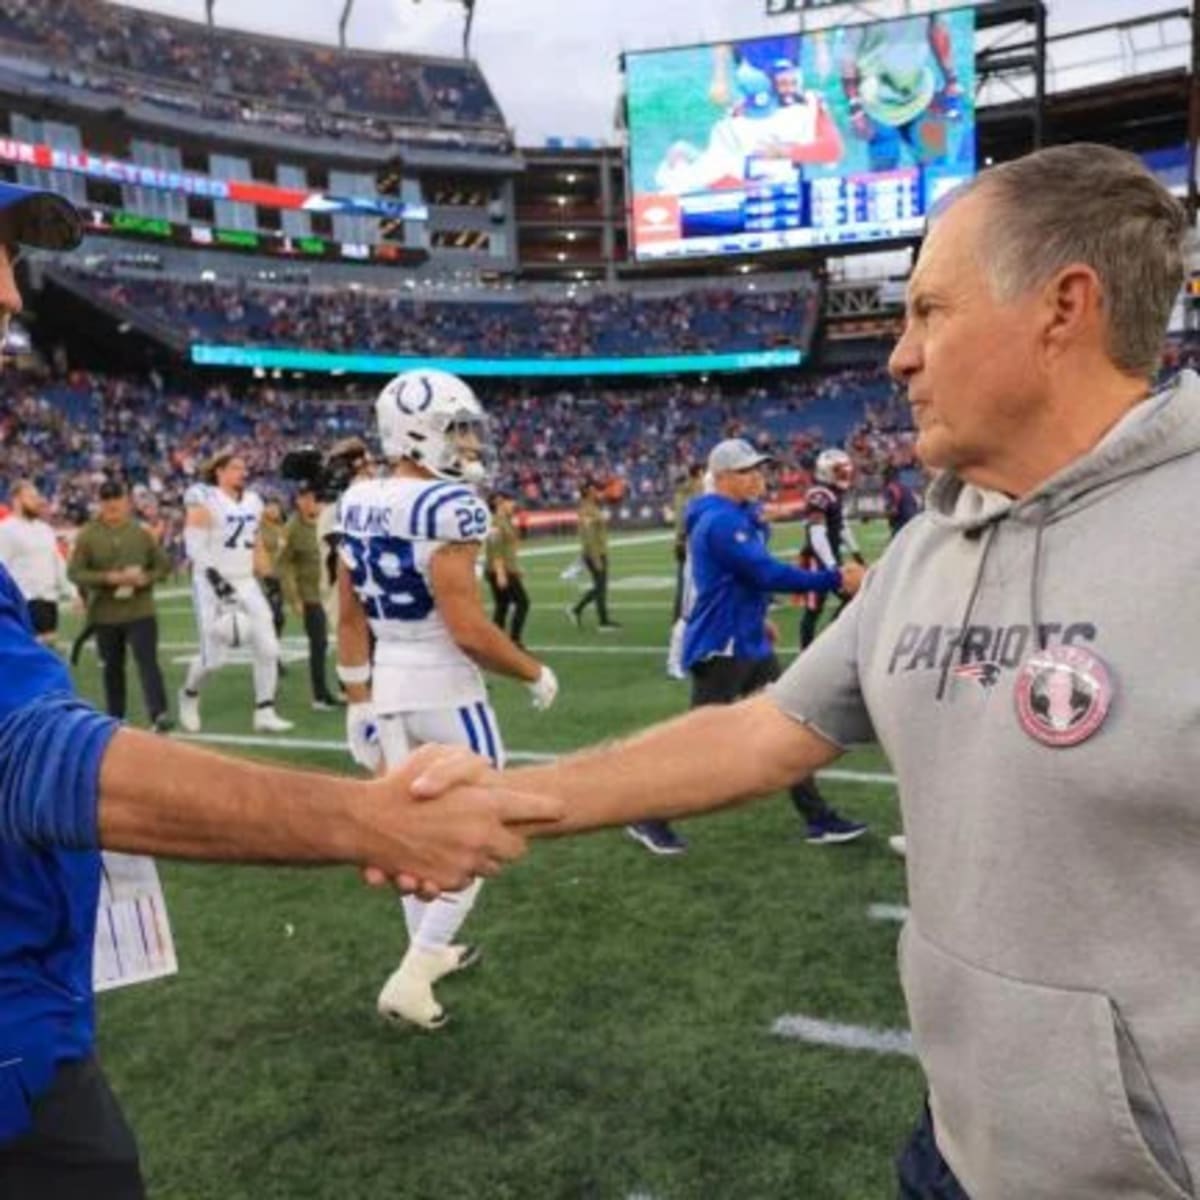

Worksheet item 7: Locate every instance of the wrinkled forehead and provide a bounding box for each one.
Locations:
[909,187,990,297]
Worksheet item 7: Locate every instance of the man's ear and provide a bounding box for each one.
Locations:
[1039,262,1104,363]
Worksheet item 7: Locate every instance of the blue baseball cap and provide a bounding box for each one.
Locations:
[0,181,82,250]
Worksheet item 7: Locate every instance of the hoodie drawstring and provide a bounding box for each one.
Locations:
[935,522,999,701]
[1029,501,1052,652]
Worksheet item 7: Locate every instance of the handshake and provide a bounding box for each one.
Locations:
[838,559,867,598]
[343,662,561,895]
[348,743,559,899]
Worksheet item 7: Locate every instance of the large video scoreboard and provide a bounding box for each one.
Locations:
[625,9,976,260]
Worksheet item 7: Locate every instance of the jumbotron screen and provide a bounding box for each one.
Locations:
[625,9,976,261]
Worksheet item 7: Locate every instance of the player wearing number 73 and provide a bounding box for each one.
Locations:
[336,369,559,1030]
[178,450,293,734]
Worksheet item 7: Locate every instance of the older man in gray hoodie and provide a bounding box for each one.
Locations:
[413,143,1191,1199]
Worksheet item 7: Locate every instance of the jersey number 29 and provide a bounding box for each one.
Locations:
[342,535,434,622]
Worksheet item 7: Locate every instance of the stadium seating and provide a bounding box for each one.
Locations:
[0,0,506,141]
[62,272,821,359]
[0,363,905,559]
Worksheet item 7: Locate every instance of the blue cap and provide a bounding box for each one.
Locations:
[0,181,82,250]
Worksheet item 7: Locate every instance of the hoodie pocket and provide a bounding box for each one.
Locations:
[0,1058,34,1145]
[899,922,1193,1200]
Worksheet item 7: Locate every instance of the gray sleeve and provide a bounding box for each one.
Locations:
[767,587,875,748]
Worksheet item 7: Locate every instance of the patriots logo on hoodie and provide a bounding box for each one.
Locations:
[953,661,1001,689]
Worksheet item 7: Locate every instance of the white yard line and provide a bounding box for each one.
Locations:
[770,1014,914,1057]
[174,733,557,759]
[164,640,680,656]
[867,903,910,923]
[171,732,895,787]
[520,531,675,558]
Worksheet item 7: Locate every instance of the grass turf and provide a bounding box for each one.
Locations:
[66,518,922,1199]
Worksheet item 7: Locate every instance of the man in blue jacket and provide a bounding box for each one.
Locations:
[0,182,560,1199]
[627,439,867,855]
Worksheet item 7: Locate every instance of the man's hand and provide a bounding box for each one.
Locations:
[346,700,383,772]
[527,665,559,711]
[839,560,867,597]
[354,744,562,895]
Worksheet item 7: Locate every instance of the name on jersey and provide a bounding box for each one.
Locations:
[341,504,393,537]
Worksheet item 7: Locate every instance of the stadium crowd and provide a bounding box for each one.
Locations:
[68,272,821,359]
[0,0,506,144]
[0,363,904,559]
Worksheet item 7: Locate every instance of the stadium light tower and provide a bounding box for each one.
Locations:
[339,0,354,49]
[410,0,477,58]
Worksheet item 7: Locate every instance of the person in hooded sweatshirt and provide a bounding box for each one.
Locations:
[437,144,1192,1200]
[625,438,866,856]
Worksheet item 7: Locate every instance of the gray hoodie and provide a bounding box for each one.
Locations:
[770,370,1200,1200]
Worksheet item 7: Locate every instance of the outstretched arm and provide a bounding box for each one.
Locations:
[498,696,840,836]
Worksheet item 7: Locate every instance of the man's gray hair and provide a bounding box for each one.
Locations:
[947,143,1188,378]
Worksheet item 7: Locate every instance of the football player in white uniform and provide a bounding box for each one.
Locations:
[336,369,558,1031]
[178,450,293,734]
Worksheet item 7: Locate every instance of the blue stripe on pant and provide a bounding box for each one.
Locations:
[457,707,481,756]
[473,701,499,766]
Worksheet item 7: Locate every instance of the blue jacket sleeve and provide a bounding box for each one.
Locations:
[706,513,842,595]
[0,567,119,850]
[0,695,119,850]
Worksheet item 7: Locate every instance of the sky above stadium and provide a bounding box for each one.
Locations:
[124,0,1183,145]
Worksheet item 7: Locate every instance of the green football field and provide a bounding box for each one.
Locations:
[69,518,922,1199]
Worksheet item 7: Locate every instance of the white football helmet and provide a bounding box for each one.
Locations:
[376,369,494,484]
[814,448,855,490]
[210,606,245,649]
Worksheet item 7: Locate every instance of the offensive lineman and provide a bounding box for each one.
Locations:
[178,451,293,733]
[798,448,864,649]
[336,370,559,1030]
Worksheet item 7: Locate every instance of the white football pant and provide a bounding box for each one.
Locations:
[184,576,280,705]
[378,700,506,951]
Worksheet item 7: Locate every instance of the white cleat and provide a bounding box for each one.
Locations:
[429,944,482,983]
[377,947,448,1030]
[177,689,201,733]
[252,708,294,733]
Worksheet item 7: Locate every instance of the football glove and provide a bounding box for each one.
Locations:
[346,701,383,773]
[205,567,237,604]
[527,665,559,712]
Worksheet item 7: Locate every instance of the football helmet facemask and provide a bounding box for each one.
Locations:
[376,369,494,485]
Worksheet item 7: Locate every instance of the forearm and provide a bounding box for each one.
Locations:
[454,616,540,681]
[67,564,110,588]
[507,697,838,835]
[737,553,840,594]
[98,728,362,863]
